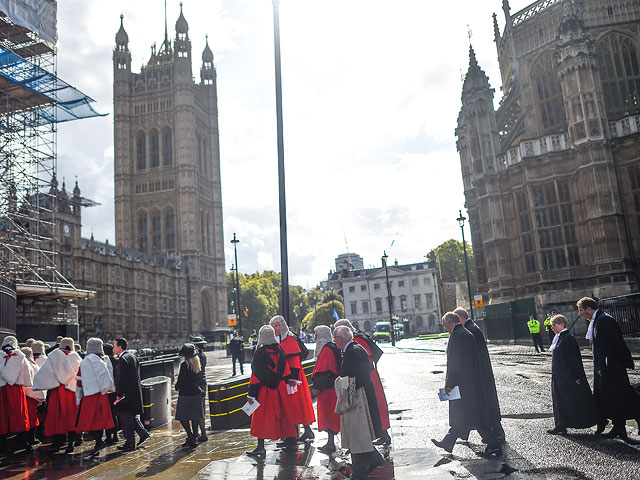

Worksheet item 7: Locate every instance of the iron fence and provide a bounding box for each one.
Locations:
[599,293,640,337]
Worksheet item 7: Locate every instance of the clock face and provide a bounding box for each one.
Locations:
[63,224,70,234]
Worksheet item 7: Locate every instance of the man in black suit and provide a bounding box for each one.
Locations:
[114,338,150,450]
[431,312,501,456]
[454,307,505,443]
[578,297,640,441]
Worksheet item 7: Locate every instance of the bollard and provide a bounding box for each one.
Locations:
[141,376,172,430]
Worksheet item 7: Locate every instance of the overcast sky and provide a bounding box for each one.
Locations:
[55,0,534,289]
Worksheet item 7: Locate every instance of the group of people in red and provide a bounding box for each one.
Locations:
[0,335,148,455]
[246,315,391,479]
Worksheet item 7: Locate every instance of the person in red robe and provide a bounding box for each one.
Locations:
[311,325,342,453]
[33,337,81,454]
[334,318,392,445]
[269,315,316,443]
[75,338,116,453]
[21,347,46,447]
[0,336,32,451]
[246,325,297,458]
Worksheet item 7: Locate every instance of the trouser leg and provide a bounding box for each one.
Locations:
[441,427,459,450]
[477,427,499,450]
[133,415,148,438]
[492,422,506,441]
[119,413,135,446]
[350,452,370,480]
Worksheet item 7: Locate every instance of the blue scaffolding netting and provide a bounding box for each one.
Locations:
[0,45,105,130]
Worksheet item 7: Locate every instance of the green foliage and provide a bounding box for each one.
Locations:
[302,300,345,331]
[429,239,476,292]
[226,271,344,334]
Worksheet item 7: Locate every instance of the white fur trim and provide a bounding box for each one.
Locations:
[32,349,79,391]
[77,354,115,399]
[24,361,45,401]
[35,354,47,368]
[0,349,33,387]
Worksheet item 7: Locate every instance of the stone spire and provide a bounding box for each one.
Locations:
[116,14,128,48]
[462,44,491,97]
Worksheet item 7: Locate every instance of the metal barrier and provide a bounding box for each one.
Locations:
[481,298,535,343]
[600,293,640,337]
[208,358,316,431]
[141,376,172,430]
[140,355,181,382]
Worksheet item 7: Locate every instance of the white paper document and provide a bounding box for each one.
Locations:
[438,386,461,401]
[242,400,260,416]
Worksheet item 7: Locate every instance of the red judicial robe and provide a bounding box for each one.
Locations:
[1,350,31,433]
[75,366,115,432]
[354,334,390,430]
[280,334,315,426]
[248,344,297,440]
[44,351,78,437]
[312,342,341,433]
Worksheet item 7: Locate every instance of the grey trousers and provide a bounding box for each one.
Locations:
[119,413,148,446]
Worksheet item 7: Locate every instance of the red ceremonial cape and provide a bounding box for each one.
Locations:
[354,336,390,430]
[75,366,115,432]
[249,345,297,440]
[312,344,341,433]
[280,335,315,426]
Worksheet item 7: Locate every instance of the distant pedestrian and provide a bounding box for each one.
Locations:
[229,333,244,376]
[269,315,315,443]
[311,325,341,453]
[431,312,501,456]
[113,338,149,451]
[75,338,116,453]
[246,325,296,458]
[544,312,555,345]
[454,307,505,443]
[45,336,63,355]
[547,314,597,435]
[33,337,81,453]
[102,343,119,444]
[527,315,544,352]
[21,347,45,447]
[191,336,209,442]
[578,297,640,441]
[0,336,33,451]
[335,318,391,445]
[175,344,206,448]
[333,325,384,480]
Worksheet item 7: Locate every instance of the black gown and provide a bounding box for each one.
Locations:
[591,310,640,424]
[115,351,144,415]
[464,320,501,428]
[551,330,597,429]
[340,341,383,439]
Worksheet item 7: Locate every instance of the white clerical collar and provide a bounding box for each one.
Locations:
[276,335,281,344]
[591,309,598,321]
[343,340,353,352]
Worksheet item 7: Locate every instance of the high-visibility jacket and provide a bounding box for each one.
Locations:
[544,316,552,331]
[527,318,540,334]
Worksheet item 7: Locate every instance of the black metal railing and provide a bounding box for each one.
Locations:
[600,293,640,337]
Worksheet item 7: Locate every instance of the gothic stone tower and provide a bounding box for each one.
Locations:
[113,6,226,333]
[456,0,640,310]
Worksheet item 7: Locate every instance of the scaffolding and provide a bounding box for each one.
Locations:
[0,10,101,309]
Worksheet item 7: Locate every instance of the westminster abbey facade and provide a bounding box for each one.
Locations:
[457,0,640,310]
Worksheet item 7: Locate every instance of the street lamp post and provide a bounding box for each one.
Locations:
[272,0,290,323]
[231,233,242,337]
[456,210,474,320]
[382,251,396,346]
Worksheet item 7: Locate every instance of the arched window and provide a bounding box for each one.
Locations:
[165,207,175,251]
[597,33,640,119]
[136,131,146,170]
[200,211,206,252]
[151,210,161,252]
[138,211,148,252]
[532,53,566,131]
[150,129,160,168]
[163,127,173,166]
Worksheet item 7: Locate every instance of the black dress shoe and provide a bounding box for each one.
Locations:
[117,443,136,451]
[137,432,150,446]
[594,422,608,436]
[373,432,391,446]
[92,440,106,454]
[317,443,335,454]
[431,438,453,453]
[603,428,629,440]
[247,447,266,459]
[282,438,297,452]
[480,445,503,457]
[297,430,315,442]
[547,427,567,435]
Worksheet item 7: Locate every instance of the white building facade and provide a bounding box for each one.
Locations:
[341,262,441,335]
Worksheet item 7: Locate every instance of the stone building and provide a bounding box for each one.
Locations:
[111,6,227,334]
[456,0,640,311]
[339,261,441,335]
[48,178,188,345]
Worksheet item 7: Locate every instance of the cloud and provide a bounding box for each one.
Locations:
[55,0,535,289]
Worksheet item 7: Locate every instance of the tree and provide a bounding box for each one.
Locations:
[430,239,476,292]
[302,300,345,332]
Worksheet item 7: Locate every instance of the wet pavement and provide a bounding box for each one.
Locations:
[2,340,640,479]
